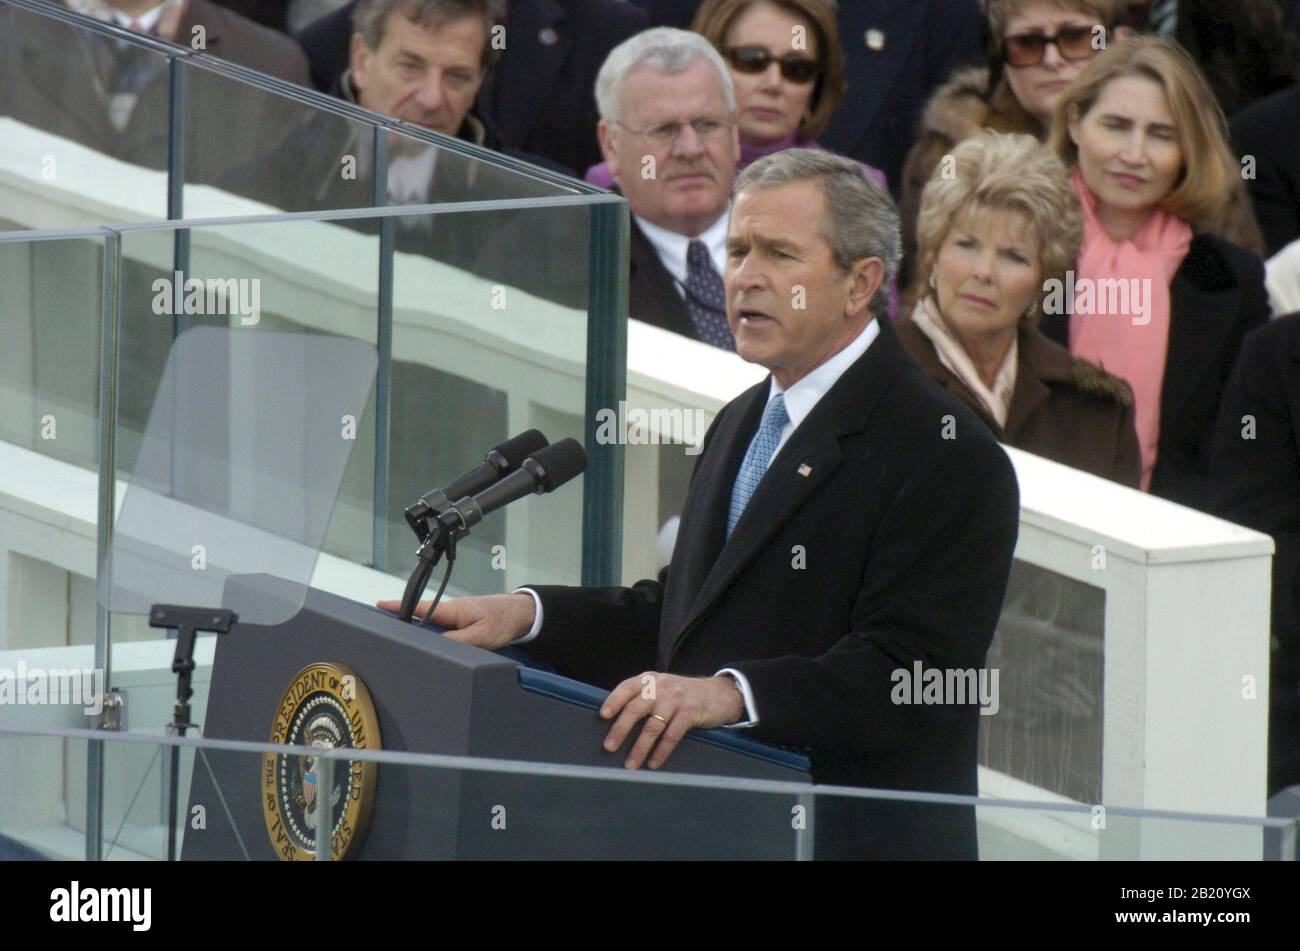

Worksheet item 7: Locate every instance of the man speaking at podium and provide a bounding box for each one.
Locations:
[386,149,1020,858]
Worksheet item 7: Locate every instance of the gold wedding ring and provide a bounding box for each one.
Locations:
[650,714,669,724]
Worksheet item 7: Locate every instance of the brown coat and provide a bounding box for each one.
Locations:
[896,315,1142,488]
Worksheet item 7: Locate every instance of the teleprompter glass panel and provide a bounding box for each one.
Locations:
[100,324,378,625]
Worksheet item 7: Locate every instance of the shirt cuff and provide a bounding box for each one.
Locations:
[512,587,544,643]
[714,667,758,728]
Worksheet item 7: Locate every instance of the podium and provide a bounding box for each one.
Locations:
[183,575,812,860]
[89,328,811,859]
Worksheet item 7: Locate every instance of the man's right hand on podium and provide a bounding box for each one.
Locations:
[375,594,536,651]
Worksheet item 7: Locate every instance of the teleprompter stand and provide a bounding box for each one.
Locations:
[149,604,237,862]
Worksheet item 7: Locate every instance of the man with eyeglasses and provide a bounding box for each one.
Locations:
[594,28,742,350]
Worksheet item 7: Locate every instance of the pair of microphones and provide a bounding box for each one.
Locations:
[404,430,586,543]
[398,431,586,623]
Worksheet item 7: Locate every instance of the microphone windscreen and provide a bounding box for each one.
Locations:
[494,429,549,469]
[531,438,587,491]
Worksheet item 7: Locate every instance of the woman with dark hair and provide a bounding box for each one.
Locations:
[1046,36,1269,508]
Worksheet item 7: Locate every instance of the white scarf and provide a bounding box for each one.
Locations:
[910,296,1018,429]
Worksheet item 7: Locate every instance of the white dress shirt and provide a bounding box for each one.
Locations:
[633,210,729,300]
[386,148,440,206]
[1266,237,1300,317]
[516,317,883,729]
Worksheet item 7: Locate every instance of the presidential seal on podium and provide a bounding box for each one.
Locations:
[262,662,381,860]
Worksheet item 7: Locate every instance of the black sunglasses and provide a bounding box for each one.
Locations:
[724,46,820,84]
[1003,24,1105,67]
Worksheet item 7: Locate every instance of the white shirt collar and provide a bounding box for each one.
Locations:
[109,2,169,31]
[387,148,440,205]
[633,209,730,299]
[766,317,881,457]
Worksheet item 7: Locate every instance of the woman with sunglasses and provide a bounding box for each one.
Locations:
[1044,37,1269,509]
[585,0,885,191]
[899,0,1117,288]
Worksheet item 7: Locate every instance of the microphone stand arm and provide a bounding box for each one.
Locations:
[397,504,474,623]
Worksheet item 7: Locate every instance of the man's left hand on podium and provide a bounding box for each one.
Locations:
[599,672,746,770]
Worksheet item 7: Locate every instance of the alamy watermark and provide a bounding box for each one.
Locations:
[1042,271,1154,326]
[890,661,999,716]
[50,882,151,931]
[151,271,261,326]
[0,662,105,716]
[594,402,708,455]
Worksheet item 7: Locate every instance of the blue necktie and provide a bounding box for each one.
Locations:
[685,240,735,351]
[727,393,789,537]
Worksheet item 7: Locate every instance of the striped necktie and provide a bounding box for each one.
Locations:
[685,239,735,351]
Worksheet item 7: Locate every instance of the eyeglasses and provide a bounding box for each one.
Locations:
[1002,24,1104,67]
[724,46,820,84]
[614,115,734,146]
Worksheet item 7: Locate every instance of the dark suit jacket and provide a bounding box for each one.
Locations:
[295,0,646,176]
[896,317,1142,488]
[181,0,308,79]
[208,0,291,33]
[0,0,309,186]
[476,0,647,176]
[628,216,700,341]
[1173,0,1300,119]
[1232,85,1300,258]
[814,0,988,197]
[1041,233,1270,512]
[1209,313,1300,793]
[626,0,699,28]
[526,318,1022,858]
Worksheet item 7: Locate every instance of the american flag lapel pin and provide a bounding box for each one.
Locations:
[797,463,813,477]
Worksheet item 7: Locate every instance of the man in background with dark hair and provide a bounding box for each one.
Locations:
[344,0,505,145]
[233,0,565,211]
[298,0,647,175]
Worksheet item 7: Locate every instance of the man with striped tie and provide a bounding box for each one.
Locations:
[398,148,1020,858]
[593,29,742,350]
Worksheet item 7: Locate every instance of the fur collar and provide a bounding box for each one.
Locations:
[919,66,1044,144]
